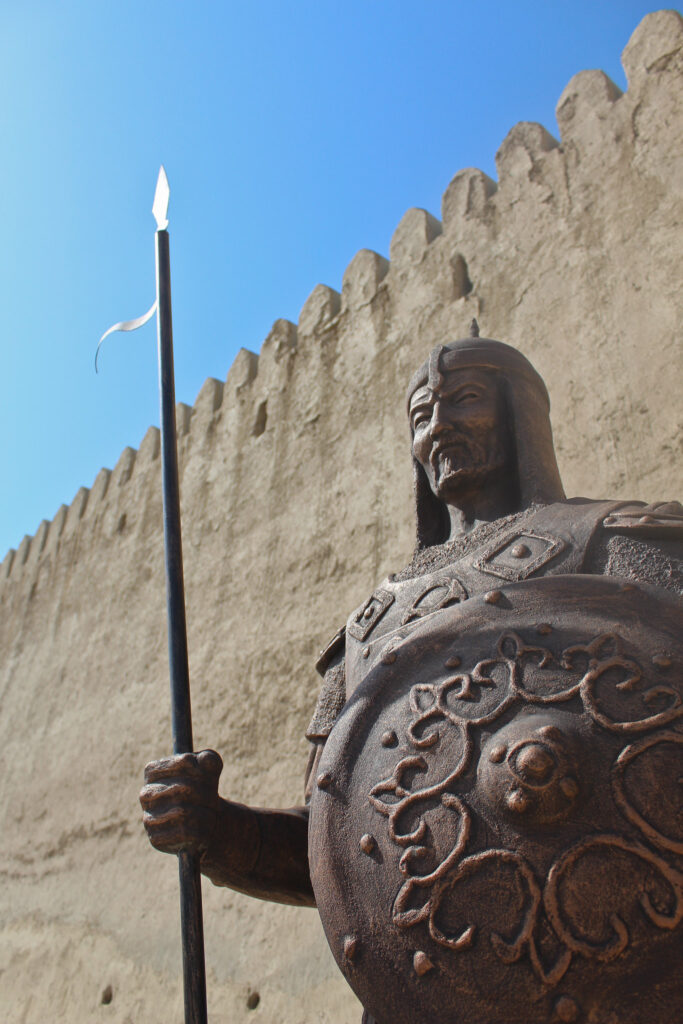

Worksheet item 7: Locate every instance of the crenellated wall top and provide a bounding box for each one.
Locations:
[2,8,681,592]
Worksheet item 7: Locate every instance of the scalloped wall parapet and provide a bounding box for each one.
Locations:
[2,8,681,598]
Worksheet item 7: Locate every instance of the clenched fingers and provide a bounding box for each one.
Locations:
[144,749,223,784]
[142,805,214,854]
[140,781,203,809]
[140,750,222,856]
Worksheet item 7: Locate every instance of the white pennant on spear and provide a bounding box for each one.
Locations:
[97,167,209,1024]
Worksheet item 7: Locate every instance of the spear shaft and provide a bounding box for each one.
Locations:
[155,217,208,1023]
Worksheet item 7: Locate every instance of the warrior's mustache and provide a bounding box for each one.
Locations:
[429,433,486,471]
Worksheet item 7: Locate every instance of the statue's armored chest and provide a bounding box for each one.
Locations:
[344,503,612,699]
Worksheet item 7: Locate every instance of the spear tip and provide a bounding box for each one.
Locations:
[152,165,170,230]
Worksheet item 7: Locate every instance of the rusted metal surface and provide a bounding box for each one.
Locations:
[142,332,682,1022]
[310,575,682,1024]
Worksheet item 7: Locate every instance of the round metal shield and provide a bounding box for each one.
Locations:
[309,575,683,1024]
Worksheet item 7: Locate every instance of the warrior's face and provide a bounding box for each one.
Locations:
[409,367,510,506]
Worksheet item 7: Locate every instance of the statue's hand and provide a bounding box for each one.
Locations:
[140,749,223,856]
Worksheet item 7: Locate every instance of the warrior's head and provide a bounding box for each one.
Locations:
[407,326,565,548]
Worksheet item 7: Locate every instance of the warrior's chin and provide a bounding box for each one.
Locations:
[433,463,498,502]
[434,471,478,501]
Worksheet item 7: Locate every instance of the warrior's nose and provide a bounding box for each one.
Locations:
[430,401,452,435]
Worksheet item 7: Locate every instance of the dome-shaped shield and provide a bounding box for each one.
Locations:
[309,575,682,1024]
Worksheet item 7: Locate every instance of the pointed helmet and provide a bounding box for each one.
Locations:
[406,332,565,549]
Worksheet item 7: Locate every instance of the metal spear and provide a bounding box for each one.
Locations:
[97,167,209,1022]
[152,165,209,1024]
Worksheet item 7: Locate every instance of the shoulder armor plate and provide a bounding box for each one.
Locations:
[602,501,683,538]
[315,625,346,677]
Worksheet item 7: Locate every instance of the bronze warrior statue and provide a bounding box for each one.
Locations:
[141,328,682,1024]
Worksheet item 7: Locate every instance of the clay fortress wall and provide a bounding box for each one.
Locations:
[1,11,681,1023]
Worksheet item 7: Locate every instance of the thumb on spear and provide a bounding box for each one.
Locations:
[98,167,208,1024]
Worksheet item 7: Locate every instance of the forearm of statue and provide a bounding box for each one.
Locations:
[200,798,315,908]
[141,750,315,908]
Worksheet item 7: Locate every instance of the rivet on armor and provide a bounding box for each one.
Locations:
[653,654,672,668]
[489,744,507,763]
[363,605,374,619]
[639,515,654,524]
[537,622,553,635]
[445,655,461,668]
[554,995,579,1022]
[317,772,332,790]
[381,648,397,665]
[362,646,370,659]
[510,543,531,558]
[359,833,376,855]
[413,950,434,976]
[343,935,359,961]
[484,589,502,605]
[516,744,554,781]
[560,776,579,800]
[381,730,398,747]
[506,788,528,813]
[538,725,562,741]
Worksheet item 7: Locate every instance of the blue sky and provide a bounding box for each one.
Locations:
[0,1,665,556]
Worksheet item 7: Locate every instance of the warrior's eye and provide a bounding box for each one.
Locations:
[412,411,431,429]
[457,390,480,403]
